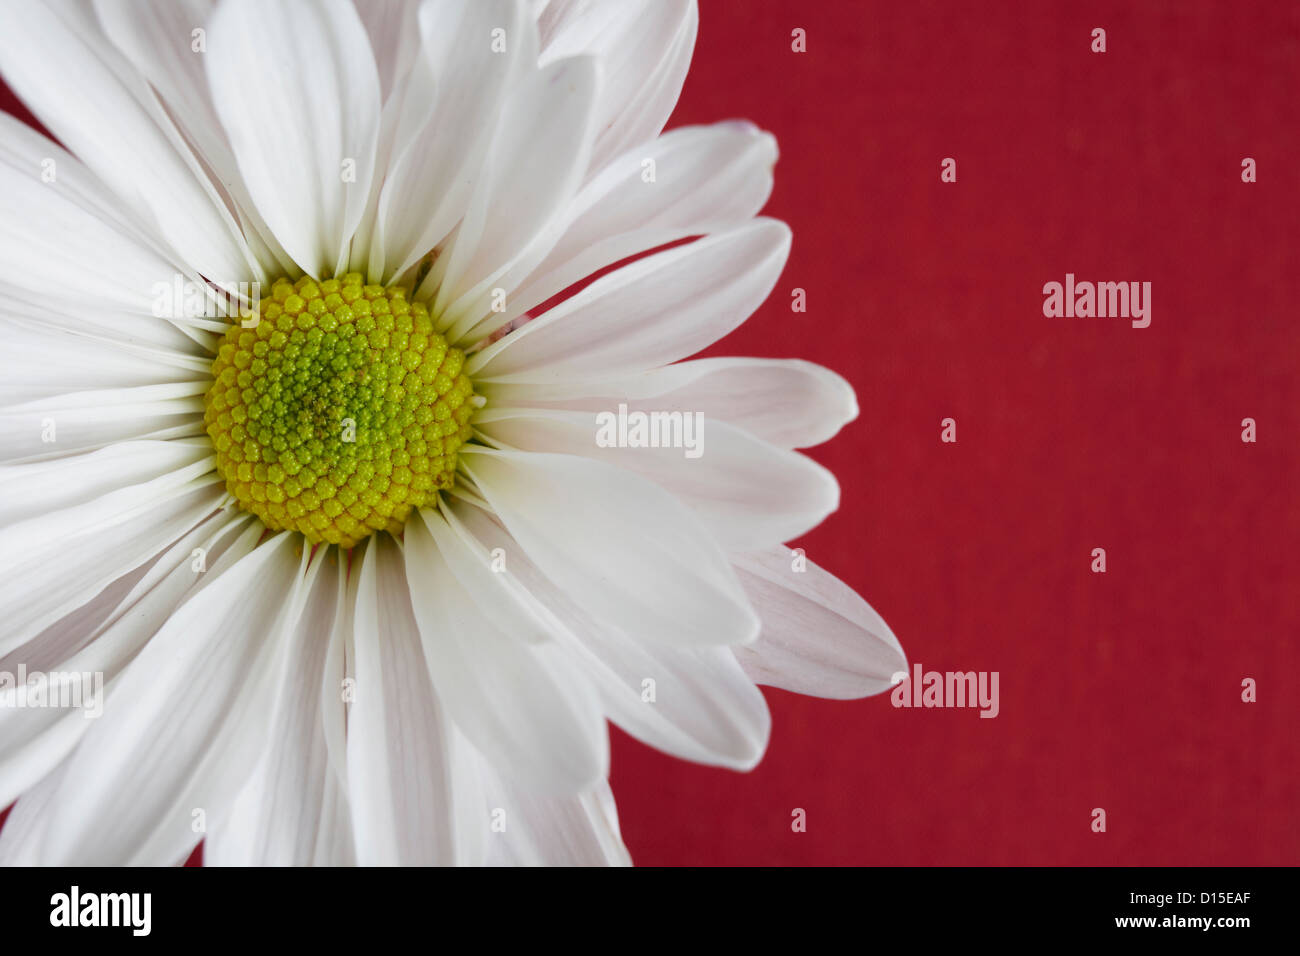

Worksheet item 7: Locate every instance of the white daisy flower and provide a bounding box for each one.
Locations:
[0,0,905,865]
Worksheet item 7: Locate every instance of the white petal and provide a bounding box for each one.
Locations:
[206,550,356,865]
[343,0,451,278]
[0,113,189,317]
[0,569,144,679]
[357,0,423,102]
[206,0,381,277]
[0,461,222,658]
[538,0,697,172]
[596,642,771,772]
[731,547,908,699]
[458,446,759,648]
[39,532,309,864]
[0,0,255,281]
[0,758,66,865]
[0,288,206,360]
[477,408,838,550]
[470,218,791,382]
[449,499,770,770]
[0,509,251,675]
[403,507,607,792]
[483,357,858,450]
[0,512,256,810]
[347,535,480,865]
[461,122,777,342]
[319,558,353,796]
[432,54,600,325]
[0,316,208,404]
[481,768,630,866]
[92,0,294,280]
[0,383,206,462]
[0,439,213,528]
[370,0,533,281]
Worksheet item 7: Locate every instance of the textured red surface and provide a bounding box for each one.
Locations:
[610,0,1299,865]
[3,0,1296,866]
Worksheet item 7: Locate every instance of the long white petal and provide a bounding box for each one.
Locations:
[481,768,630,866]
[206,549,356,865]
[459,446,759,648]
[0,112,191,317]
[347,534,480,864]
[0,384,206,462]
[0,289,205,360]
[0,0,256,282]
[731,547,908,699]
[0,462,222,658]
[449,499,770,770]
[470,219,790,382]
[358,0,423,102]
[370,0,532,282]
[431,53,600,325]
[404,507,607,793]
[0,758,67,865]
[0,439,213,528]
[538,0,697,172]
[206,0,381,277]
[38,532,309,865]
[482,357,858,450]
[319,553,354,796]
[0,512,256,810]
[477,407,839,550]
[458,122,777,343]
[92,0,297,280]
[0,316,208,404]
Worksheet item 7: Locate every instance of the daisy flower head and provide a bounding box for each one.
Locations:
[0,0,905,865]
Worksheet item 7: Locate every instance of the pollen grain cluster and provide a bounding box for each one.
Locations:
[204,274,476,548]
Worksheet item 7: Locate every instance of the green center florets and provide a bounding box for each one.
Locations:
[203,273,476,548]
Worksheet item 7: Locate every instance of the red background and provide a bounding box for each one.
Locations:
[612,0,1299,865]
[4,0,1297,865]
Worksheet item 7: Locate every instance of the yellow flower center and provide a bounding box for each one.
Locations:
[203,273,476,548]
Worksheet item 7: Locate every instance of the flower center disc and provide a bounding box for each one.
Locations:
[204,273,476,548]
